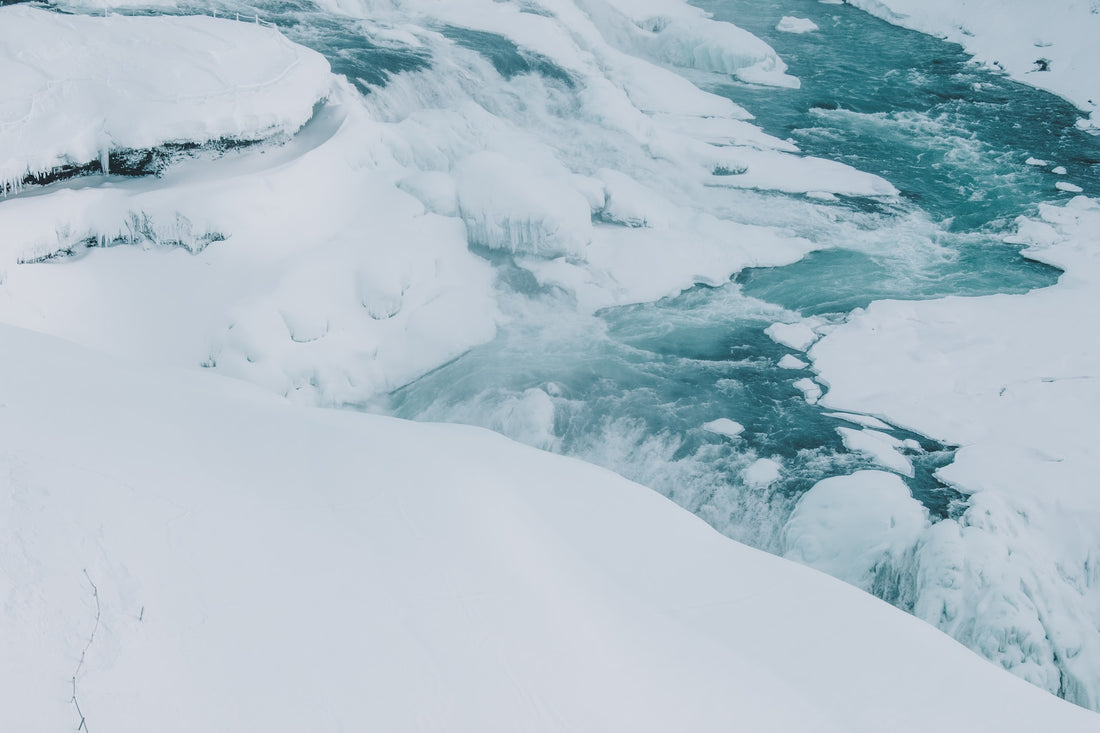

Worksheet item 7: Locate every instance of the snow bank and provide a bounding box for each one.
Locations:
[846,0,1100,128]
[785,471,929,589]
[0,7,331,191]
[810,196,1100,707]
[3,323,1099,732]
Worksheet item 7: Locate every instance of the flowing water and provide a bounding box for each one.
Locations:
[78,0,1098,601]
[381,0,1098,552]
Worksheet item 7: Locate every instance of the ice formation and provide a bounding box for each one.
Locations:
[811,197,1100,708]
[0,7,331,192]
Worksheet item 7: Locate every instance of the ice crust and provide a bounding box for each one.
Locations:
[810,196,1100,708]
[845,0,1100,129]
[0,7,331,191]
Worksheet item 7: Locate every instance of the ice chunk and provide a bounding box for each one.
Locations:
[766,321,819,351]
[824,412,894,431]
[743,457,782,488]
[1056,181,1083,193]
[776,17,820,34]
[1026,157,1050,166]
[1052,166,1068,175]
[703,418,745,439]
[837,427,915,477]
[794,377,823,404]
[778,354,808,369]
[784,470,930,588]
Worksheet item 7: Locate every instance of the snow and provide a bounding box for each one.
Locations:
[5,322,1100,731]
[837,427,915,477]
[765,321,820,351]
[824,412,894,431]
[5,2,1099,723]
[778,354,808,369]
[743,457,783,488]
[776,17,819,34]
[703,417,745,439]
[793,377,823,404]
[784,471,929,589]
[810,196,1100,708]
[0,7,331,192]
[845,0,1100,128]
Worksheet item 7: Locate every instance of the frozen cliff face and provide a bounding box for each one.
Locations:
[0,7,332,192]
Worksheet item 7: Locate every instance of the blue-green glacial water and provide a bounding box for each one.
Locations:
[80,0,1096,554]
[382,0,1098,552]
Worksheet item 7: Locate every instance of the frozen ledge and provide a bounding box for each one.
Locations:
[0,7,331,192]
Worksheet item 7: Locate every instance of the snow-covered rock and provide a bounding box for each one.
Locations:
[0,7,331,192]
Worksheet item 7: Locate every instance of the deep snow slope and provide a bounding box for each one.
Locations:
[4,323,1100,731]
[845,0,1100,129]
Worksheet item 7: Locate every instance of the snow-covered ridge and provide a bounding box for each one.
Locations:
[845,0,1100,129]
[4,322,1100,731]
[0,6,331,192]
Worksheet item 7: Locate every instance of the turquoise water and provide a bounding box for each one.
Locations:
[57,0,1093,563]
[379,1,1094,551]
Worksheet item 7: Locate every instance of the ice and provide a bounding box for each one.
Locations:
[824,412,894,431]
[743,457,783,488]
[1026,157,1050,166]
[1053,166,1069,175]
[837,427,915,477]
[777,354,808,369]
[703,418,745,439]
[600,0,800,88]
[793,377,823,404]
[1057,181,1084,193]
[784,470,930,589]
[0,7,331,190]
[454,151,592,258]
[766,321,820,351]
[810,196,1100,707]
[845,0,1100,128]
[776,17,820,34]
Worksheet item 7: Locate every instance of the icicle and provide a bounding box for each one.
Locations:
[99,147,110,175]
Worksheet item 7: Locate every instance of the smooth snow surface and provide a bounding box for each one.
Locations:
[845,0,1100,128]
[3,323,1099,732]
[0,7,330,190]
